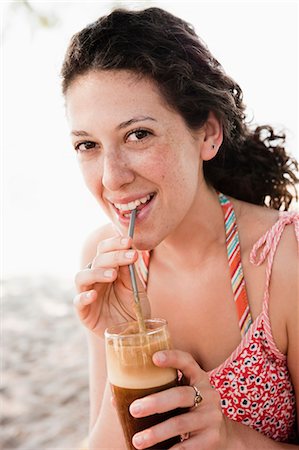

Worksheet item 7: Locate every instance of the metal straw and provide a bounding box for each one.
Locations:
[128,209,140,305]
[128,209,146,332]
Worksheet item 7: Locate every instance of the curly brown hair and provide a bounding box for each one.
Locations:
[61,7,298,210]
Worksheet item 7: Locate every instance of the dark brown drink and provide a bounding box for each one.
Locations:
[112,379,184,449]
[105,319,184,450]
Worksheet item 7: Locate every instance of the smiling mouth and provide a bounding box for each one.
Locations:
[112,193,155,217]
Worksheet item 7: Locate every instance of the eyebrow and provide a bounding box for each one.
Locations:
[117,116,156,129]
[70,116,156,137]
[71,130,90,137]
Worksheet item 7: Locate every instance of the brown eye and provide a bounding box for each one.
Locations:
[127,129,150,142]
[75,141,96,152]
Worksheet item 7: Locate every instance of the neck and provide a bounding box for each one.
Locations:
[155,185,226,268]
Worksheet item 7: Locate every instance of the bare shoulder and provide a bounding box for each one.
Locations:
[233,197,298,266]
[270,210,298,327]
[232,196,298,293]
[230,197,279,250]
[231,197,298,353]
[80,222,116,269]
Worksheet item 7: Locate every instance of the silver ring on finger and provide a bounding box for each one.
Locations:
[191,385,203,408]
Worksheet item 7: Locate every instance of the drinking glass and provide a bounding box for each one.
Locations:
[105,318,183,450]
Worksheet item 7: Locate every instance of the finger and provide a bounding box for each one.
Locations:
[95,235,145,294]
[130,386,194,417]
[73,290,97,310]
[153,350,206,384]
[74,267,117,292]
[132,403,223,450]
[171,430,220,450]
[93,248,138,269]
[96,235,132,256]
[132,410,204,450]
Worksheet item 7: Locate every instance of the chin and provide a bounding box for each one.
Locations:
[133,239,153,251]
[134,233,164,251]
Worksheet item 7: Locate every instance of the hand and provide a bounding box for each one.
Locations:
[73,234,151,336]
[129,349,229,450]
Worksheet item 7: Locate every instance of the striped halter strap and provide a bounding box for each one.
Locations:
[219,193,252,336]
[136,192,253,338]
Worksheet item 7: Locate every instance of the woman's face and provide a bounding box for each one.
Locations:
[66,70,205,249]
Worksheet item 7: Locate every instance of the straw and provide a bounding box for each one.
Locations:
[128,209,146,333]
[128,208,137,241]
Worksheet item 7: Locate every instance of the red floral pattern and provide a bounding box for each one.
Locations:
[209,316,297,442]
[209,209,299,442]
[138,203,299,443]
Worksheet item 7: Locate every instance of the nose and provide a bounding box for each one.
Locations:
[102,151,135,191]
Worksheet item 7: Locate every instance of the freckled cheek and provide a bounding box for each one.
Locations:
[140,152,169,181]
[145,162,167,182]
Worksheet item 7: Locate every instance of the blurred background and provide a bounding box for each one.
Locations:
[1,1,298,449]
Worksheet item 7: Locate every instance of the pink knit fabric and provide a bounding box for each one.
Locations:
[209,211,299,441]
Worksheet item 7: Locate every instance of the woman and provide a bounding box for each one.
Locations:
[61,7,299,449]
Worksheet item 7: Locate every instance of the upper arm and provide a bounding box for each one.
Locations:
[79,224,114,430]
[284,232,299,431]
[82,224,126,446]
[271,223,299,430]
[77,223,115,427]
[80,224,126,442]
[287,308,299,433]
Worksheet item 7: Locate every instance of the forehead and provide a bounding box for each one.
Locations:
[65,70,170,122]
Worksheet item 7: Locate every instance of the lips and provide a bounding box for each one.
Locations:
[111,193,155,217]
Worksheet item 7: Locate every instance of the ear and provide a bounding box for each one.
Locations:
[199,112,223,161]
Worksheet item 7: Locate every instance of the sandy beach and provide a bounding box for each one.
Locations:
[2,275,90,450]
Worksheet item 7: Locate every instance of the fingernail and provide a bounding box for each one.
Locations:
[104,269,114,278]
[85,291,93,298]
[130,401,142,415]
[133,432,147,447]
[155,351,166,363]
[125,250,135,259]
[121,237,130,246]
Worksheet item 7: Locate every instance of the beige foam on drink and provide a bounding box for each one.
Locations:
[106,334,177,389]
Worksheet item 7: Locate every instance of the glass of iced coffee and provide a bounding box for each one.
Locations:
[105,318,183,450]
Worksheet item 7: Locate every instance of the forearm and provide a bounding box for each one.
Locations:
[89,381,126,450]
[227,418,298,450]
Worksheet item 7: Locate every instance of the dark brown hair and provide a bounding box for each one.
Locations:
[61,7,298,210]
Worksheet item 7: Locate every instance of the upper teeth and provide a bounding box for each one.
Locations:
[114,194,152,211]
